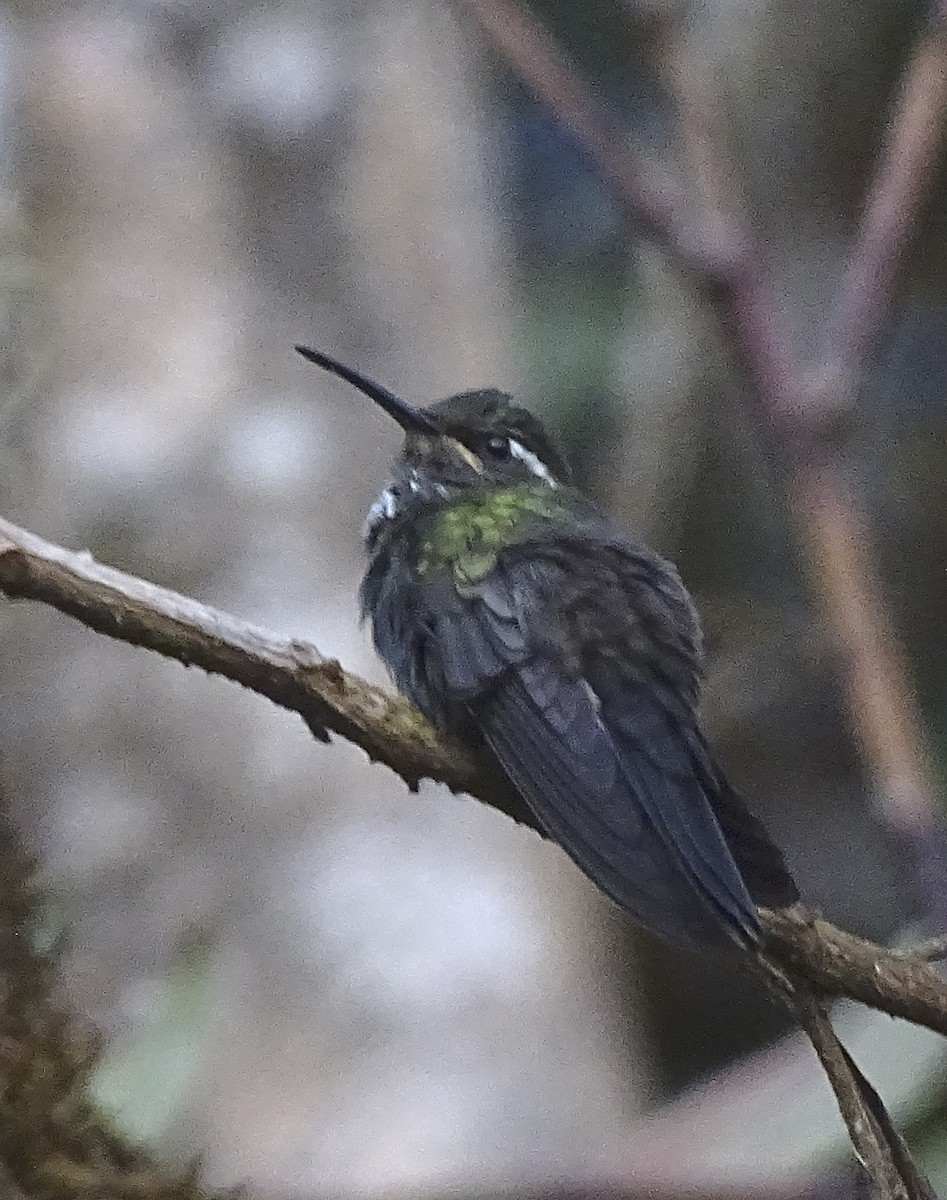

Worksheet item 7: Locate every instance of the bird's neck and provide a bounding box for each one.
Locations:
[365,474,553,550]
[410,483,564,579]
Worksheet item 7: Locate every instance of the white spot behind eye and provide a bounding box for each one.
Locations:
[508,439,556,486]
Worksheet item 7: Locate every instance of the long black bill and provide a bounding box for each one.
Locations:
[295,346,440,435]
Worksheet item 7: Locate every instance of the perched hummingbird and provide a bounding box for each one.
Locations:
[296,346,798,951]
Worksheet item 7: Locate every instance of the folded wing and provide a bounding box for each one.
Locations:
[408,536,797,948]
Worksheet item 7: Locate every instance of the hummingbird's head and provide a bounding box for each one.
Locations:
[296,347,571,539]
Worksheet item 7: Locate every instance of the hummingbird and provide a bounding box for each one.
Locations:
[297,345,799,951]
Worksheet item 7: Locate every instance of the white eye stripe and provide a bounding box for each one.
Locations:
[508,438,556,486]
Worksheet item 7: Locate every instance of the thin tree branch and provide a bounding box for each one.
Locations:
[787,991,909,1200]
[453,0,797,420]
[789,468,947,927]
[450,0,701,268]
[762,906,947,1034]
[2,515,947,1038]
[751,953,937,1200]
[0,518,525,826]
[795,5,947,925]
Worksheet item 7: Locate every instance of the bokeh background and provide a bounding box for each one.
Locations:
[0,0,946,1196]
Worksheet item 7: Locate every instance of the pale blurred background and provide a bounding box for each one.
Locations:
[0,1,946,1196]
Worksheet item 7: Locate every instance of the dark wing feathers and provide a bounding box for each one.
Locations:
[586,664,763,936]
[372,523,796,949]
[685,735,799,909]
[436,610,508,694]
[480,664,751,947]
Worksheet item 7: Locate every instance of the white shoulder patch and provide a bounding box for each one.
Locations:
[363,487,399,538]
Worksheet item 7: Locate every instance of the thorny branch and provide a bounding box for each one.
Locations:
[2,515,947,1037]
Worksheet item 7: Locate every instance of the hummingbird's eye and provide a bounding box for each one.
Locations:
[485,435,512,460]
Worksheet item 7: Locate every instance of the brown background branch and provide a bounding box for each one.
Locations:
[3,515,946,1038]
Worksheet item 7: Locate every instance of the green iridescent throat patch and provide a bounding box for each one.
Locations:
[418,485,561,582]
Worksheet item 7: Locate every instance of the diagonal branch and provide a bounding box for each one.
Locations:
[785,989,912,1200]
[449,0,701,269]
[453,0,796,416]
[2,514,946,1036]
[0,518,482,802]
